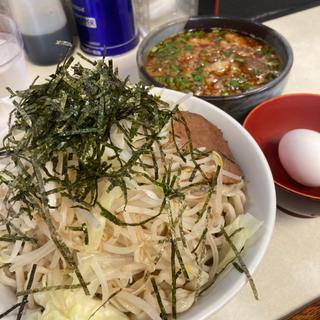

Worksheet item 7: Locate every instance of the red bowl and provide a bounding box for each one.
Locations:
[243,93,320,200]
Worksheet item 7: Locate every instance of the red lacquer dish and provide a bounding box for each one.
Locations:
[243,93,320,200]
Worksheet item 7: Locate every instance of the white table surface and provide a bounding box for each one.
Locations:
[23,5,320,320]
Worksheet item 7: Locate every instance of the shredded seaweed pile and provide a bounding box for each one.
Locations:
[3,56,174,208]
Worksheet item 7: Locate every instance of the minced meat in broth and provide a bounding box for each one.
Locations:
[145,28,281,96]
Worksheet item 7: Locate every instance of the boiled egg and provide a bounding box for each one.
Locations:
[278,129,320,187]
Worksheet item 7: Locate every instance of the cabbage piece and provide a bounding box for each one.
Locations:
[26,289,128,320]
[99,186,123,211]
[217,213,262,273]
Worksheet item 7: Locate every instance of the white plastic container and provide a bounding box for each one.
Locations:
[0,13,27,97]
[9,0,73,65]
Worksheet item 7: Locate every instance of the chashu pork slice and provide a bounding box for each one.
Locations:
[172,111,243,184]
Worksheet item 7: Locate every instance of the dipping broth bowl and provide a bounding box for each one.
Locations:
[136,16,294,121]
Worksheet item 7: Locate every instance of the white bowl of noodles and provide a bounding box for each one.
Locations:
[0,87,276,320]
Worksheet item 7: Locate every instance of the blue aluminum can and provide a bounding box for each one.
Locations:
[72,0,138,56]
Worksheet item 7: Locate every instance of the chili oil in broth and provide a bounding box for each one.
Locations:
[145,28,281,96]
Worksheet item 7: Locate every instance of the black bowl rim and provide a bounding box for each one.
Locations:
[136,15,294,101]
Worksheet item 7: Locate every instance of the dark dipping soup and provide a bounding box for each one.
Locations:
[145,28,281,96]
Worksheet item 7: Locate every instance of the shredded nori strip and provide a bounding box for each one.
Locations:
[167,199,189,281]
[66,223,89,245]
[88,288,122,320]
[192,227,208,254]
[0,215,37,244]
[178,204,188,249]
[170,240,177,319]
[233,262,244,273]
[220,227,259,300]
[230,227,244,238]
[170,114,186,163]
[16,283,90,297]
[0,302,24,319]
[196,165,221,223]
[151,277,168,320]
[16,264,37,320]
[0,234,34,242]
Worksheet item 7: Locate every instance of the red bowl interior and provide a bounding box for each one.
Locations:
[243,93,320,200]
